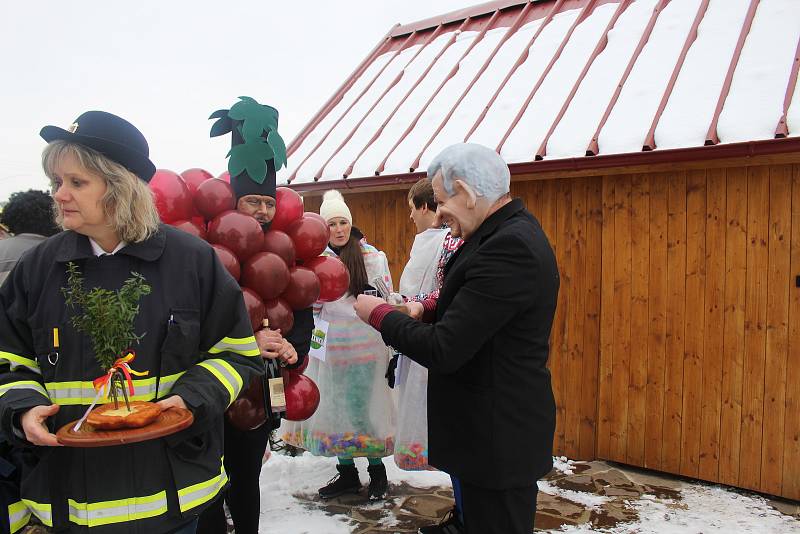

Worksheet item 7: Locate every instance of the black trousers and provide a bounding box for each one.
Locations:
[196,419,270,534]
[459,480,538,534]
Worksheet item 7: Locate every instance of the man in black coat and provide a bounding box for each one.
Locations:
[355,143,559,534]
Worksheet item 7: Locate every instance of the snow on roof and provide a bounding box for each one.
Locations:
[283,0,800,186]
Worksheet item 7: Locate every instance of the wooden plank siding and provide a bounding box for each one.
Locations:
[297,161,799,499]
[593,164,799,499]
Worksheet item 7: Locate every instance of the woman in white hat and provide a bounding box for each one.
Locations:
[282,190,395,501]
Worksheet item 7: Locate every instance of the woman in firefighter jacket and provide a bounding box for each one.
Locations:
[0,111,263,533]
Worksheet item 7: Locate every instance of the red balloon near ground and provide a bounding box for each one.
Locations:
[262,230,296,266]
[271,187,304,232]
[180,168,213,195]
[287,355,309,375]
[305,256,349,302]
[303,212,330,241]
[171,219,207,241]
[217,171,231,183]
[282,372,320,421]
[195,179,235,220]
[263,297,294,334]
[211,244,241,281]
[241,252,291,301]
[150,169,193,223]
[241,287,266,332]
[286,217,328,262]
[282,267,320,310]
[208,211,263,262]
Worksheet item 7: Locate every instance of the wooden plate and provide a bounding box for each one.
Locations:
[56,407,194,447]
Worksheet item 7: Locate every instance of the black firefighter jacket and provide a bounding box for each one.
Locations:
[378,199,559,490]
[0,225,263,533]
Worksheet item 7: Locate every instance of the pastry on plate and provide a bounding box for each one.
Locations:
[86,400,162,430]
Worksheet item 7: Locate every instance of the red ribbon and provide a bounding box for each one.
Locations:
[92,351,148,398]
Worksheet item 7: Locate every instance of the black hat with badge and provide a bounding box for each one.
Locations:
[40,110,157,182]
[209,97,287,200]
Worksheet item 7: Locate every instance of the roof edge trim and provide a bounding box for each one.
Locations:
[391,0,531,37]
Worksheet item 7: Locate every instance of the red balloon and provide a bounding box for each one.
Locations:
[303,212,330,241]
[241,252,291,301]
[305,256,349,302]
[217,171,231,183]
[263,297,294,334]
[208,211,263,262]
[150,169,193,223]
[180,168,213,195]
[241,287,266,332]
[262,230,296,266]
[212,243,241,282]
[286,217,328,262]
[287,355,309,375]
[171,219,207,241]
[271,187,304,232]
[282,267,320,310]
[195,179,235,221]
[282,372,320,421]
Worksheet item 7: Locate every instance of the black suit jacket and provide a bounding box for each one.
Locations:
[380,198,559,489]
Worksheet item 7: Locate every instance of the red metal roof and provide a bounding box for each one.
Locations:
[282,0,800,189]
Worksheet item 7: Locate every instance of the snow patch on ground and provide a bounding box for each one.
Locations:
[258,453,451,533]
[552,455,576,475]
[538,480,610,511]
[259,453,799,533]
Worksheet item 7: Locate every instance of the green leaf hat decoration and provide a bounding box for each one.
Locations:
[210,96,287,184]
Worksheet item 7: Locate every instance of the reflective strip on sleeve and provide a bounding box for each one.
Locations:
[8,501,30,533]
[45,372,185,406]
[207,336,259,357]
[67,490,168,527]
[177,459,228,513]
[21,499,51,527]
[0,381,49,400]
[155,371,185,397]
[0,351,41,375]
[197,360,243,406]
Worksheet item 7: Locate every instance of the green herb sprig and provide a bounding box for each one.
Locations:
[62,262,151,371]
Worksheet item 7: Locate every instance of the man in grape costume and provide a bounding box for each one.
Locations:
[198,102,313,534]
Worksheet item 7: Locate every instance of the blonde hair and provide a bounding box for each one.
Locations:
[42,141,160,243]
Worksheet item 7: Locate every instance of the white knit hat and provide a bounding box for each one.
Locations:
[319,190,352,224]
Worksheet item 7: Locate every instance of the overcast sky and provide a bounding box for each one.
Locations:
[0,0,471,202]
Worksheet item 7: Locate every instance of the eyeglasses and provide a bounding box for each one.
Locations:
[244,198,275,209]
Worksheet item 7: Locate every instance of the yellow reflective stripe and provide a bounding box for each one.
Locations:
[0,351,40,374]
[0,381,49,400]
[45,373,185,406]
[156,371,185,397]
[8,501,30,533]
[177,460,227,512]
[197,360,243,406]
[21,499,51,527]
[67,490,168,527]
[208,336,259,357]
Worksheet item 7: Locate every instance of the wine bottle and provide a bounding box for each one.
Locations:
[262,319,286,429]
[265,357,286,428]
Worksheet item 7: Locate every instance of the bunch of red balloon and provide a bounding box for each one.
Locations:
[150,168,350,423]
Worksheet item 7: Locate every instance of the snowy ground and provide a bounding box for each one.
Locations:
[257,453,799,533]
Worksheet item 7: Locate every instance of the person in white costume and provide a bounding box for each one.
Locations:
[282,190,396,501]
[393,179,455,470]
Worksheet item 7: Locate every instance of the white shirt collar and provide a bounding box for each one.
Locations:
[89,238,127,256]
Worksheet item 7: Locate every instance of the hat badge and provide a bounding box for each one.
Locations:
[68,122,79,133]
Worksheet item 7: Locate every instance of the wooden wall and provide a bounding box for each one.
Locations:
[300,162,800,500]
[587,165,800,500]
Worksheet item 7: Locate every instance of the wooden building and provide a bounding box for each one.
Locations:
[279,0,800,500]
